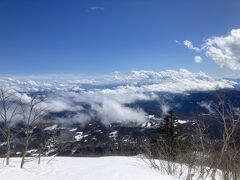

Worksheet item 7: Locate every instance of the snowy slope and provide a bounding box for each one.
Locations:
[0,156,178,180]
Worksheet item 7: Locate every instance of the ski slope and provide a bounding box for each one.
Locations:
[0,156,178,180]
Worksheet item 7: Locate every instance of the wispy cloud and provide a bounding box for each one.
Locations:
[174,40,180,44]
[86,6,105,13]
[183,40,201,52]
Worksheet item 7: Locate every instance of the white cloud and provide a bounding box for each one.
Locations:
[194,56,203,64]
[92,99,147,124]
[41,98,83,113]
[200,101,214,114]
[204,29,240,70]
[0,69,236,95]
[160,103,170,116]
[182,28,240,70]
[183,40,200,52]
[27,80,38,86]
[0,69,236,125]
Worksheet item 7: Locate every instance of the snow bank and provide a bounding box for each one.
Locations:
[0,156,178,180]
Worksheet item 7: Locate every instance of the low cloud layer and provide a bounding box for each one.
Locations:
[0,69,236,125]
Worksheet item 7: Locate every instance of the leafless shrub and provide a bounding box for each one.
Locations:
[142,96,240,180]
[0,88,19,165]
[19,96,47,168]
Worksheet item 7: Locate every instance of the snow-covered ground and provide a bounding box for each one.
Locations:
[0,156,178,180]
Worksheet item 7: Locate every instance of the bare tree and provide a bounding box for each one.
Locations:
[210,95,240,180]
[19,96,46,168]
[0,88,19,165]
[35,123,48,164]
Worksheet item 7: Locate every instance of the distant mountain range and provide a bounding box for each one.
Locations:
[0,71,239,157]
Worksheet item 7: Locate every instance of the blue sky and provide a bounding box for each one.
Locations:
[0,0,240,77]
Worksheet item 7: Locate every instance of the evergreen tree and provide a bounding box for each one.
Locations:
[157,110,186,161]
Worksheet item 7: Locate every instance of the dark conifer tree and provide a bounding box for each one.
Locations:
[157,110,186,161]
